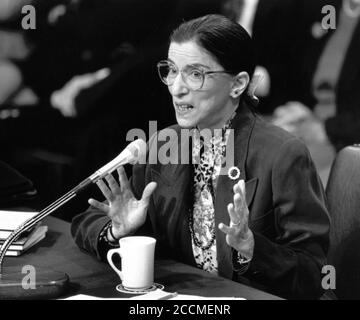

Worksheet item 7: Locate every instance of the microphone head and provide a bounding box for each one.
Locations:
[91,139,147,180]
[126,139,147,165]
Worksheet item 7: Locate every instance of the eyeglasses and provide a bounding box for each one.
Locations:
[157,60,233,91]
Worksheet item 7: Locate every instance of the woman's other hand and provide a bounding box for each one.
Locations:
[88,166,157,239]
[219,179,254,259]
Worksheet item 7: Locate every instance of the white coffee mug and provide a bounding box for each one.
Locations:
[107,236,156,290]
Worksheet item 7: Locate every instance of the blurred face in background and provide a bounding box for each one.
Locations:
[167,41,238,130]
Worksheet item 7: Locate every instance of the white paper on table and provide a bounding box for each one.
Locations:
[62,289,246,300]
[139,289,246,300]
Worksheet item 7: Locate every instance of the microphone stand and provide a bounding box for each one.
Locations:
[0,138,145,299]
[0,177,91,299]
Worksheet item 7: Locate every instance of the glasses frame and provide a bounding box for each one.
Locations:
[157,60,234,91]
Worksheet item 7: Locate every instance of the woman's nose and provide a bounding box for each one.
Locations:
[169,72,189,97]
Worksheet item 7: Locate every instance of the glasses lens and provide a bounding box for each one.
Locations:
[184,69,204,90]
[156,62,204,90]
[157,62,177,85]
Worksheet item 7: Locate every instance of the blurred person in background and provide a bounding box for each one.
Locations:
[272,0,360,152]
[0,0,36,106]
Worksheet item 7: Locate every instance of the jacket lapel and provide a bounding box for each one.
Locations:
[154,130,196,266]
[214,106,257,279]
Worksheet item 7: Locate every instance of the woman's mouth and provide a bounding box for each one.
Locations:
[175,103,194,114]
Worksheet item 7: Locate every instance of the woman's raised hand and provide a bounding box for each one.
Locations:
[88,166,157,239]
[218,180,254,259]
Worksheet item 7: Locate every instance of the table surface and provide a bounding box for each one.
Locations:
[3,216,281,300]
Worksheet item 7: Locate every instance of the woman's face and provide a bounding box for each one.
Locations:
[167,41,237,130]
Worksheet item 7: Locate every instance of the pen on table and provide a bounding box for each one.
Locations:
[158,292,178,300]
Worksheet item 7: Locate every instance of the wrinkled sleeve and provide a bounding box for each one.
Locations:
[71,207,112,261]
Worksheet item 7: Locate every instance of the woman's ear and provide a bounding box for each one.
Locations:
[230,71,250,99]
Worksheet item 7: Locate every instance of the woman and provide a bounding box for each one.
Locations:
[71,15,330,299]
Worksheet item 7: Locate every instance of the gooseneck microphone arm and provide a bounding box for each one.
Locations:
[0,177,91,277]
[0,138,147,278]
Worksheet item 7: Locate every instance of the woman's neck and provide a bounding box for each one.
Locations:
[197,106,239,133]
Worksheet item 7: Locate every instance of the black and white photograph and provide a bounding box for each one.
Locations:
[0,0,359,306]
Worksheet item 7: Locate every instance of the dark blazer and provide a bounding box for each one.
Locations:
[71,106,330,299]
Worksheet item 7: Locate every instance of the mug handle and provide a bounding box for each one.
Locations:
[107,248,123,281]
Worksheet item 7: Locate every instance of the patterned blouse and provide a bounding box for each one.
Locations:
[98,114,236,272]
[190,116,234,274]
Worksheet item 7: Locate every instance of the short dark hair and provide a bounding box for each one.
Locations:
[170,14,256,79]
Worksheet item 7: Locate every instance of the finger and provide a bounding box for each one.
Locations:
[140,182,157,205]
[238,179,246,197]
[96,179,113,202]
[233,192,244,215]
[234,183,240,195]
[233,183,237,194]
[105,173,120,194]
[117,166,130,192]
[234,179,245,196]
[88,198,109,213]
[227,203,240,225]
[218,223,236,236]
[237,180,249,214]
[235,180,246,202]
[234,193,249,228]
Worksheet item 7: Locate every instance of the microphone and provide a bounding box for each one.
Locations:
[0,138,147,299]
[74,138,147,194]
